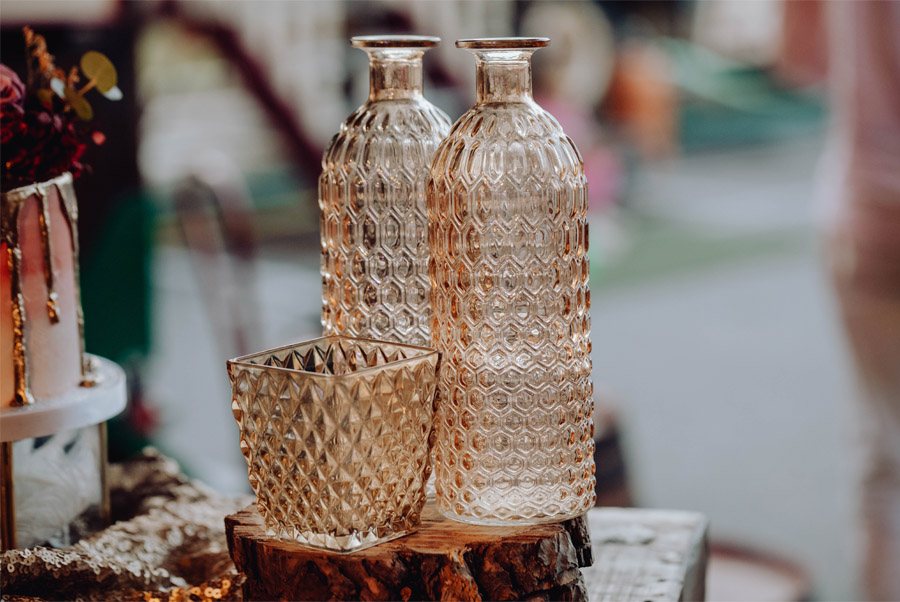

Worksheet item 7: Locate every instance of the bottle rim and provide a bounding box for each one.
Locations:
[456,37,550,49]
[352,35,440,48]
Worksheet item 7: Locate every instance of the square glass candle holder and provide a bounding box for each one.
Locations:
[227,336,440,552]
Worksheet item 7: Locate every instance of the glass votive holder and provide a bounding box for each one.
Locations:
[227,335,440,552]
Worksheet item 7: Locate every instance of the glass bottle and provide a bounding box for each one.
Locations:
[427,38,595,525]
[320,36,451,346]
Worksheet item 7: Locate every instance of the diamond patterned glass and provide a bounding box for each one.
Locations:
[427,38,595,525]
[227,336,440,552]
[320,36,451,346]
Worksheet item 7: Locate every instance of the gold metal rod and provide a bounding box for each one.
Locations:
[98,422,110,523]
[1,441,16,550]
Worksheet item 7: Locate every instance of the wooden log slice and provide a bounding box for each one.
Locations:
[225,501,592,601]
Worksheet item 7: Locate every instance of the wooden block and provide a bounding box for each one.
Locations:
[225,501,592,601]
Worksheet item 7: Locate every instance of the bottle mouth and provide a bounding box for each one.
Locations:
[352,35,440,48]
[456,37,549,49]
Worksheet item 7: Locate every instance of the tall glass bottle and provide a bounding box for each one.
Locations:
[427,38,595,525]
[320,36,451,346]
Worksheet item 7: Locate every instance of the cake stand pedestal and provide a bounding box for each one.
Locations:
[226,501,592,601]
[0,355,127,550]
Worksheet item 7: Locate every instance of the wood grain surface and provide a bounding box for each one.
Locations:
[226,501,592,601]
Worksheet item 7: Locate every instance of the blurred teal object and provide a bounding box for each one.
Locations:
[662,38,825,150]
[81,192,155,363]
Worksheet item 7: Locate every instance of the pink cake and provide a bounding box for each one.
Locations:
[1,173,86,408]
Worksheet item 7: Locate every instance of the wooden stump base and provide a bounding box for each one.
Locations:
[225,501,592,601]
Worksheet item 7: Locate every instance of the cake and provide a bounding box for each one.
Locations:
[1,172,91,407]
[1,29,126,551]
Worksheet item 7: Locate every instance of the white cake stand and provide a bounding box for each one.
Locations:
[0,355,127,443]
[0,354,126,550]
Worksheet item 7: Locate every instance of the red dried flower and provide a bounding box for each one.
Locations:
[2,27,121,192]
[0,65,25,112]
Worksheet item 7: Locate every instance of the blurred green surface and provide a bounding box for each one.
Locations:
[591,212,808,290]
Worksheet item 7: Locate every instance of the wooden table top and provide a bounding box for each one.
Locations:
[583,507,709,602]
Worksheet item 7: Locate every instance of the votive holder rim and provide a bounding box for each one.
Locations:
[227,335,439,379]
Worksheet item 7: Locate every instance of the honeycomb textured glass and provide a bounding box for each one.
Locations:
[228,336,440,552]
[427,39,595,525]
[320,37,451,346]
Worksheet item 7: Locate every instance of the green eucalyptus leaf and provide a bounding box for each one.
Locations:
[65,86,94,121]
[101,85,123,101]
[80,50,117,92]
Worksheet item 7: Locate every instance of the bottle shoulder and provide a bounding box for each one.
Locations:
[336,99,450,142]
[322,99,451,172]
[430,101,585,183]
[448,101,564,138]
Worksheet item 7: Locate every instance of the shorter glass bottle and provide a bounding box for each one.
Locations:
[320,36,451,346]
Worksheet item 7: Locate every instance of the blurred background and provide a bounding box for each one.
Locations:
[0,1,860,599]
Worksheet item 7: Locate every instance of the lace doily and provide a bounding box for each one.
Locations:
[1,449,251,601]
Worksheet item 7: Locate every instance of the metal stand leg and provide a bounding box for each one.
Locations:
[1,441,15,550]
[99,422,110,524]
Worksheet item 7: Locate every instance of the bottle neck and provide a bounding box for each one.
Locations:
[474,50,534,104]
[368,49,424,101]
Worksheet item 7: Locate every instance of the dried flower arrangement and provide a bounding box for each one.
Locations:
[1,27,122,192]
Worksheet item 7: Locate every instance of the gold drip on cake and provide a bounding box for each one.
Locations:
[54,178,96,387]
[36,185,62,323]
[1,192,33,407]
[80,356,102,388]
